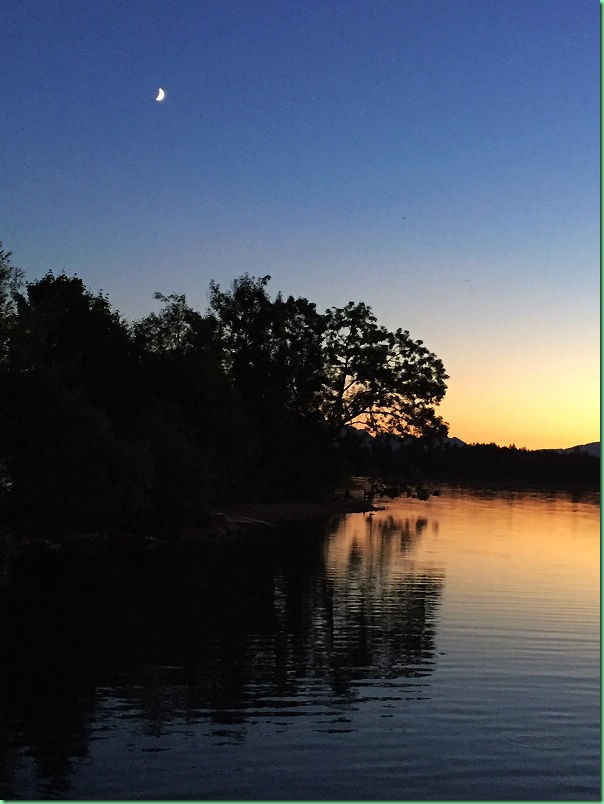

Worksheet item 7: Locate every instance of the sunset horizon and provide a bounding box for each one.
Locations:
[1,0,598,460]
[0,4,598,796]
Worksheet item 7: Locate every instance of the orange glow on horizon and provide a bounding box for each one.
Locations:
[347,339,598,450]
[439,384,599,450]
[437,345,599,451]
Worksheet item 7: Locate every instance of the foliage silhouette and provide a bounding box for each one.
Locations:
[4,274,151,529]
[0,248,593,533]
[0,244,24,364]
[336,430,599,489]
[208,274,327,419]
[321,301,448,440]
[8,245,595,532]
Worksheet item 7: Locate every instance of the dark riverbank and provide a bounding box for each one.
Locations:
[0,496,378,562]
[217,477,600,536]
[1,475,597,563]
[220,497,378,528]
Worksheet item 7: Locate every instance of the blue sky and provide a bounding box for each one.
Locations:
[2,0,599,448]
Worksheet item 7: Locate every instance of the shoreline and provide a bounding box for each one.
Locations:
[0,497,380,557]
[217,479,600,533]
[3,480,597,555]
[219,497,379,529]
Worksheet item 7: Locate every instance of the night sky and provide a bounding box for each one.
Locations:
[2,0,598,449]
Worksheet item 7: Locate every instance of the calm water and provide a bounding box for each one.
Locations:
[0,486,599,800]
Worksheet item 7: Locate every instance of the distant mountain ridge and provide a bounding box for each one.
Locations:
[450,438,600,457]
[558,442,600,458]
[342,428,600,457]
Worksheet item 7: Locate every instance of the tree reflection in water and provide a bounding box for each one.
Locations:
[0,512,444,798]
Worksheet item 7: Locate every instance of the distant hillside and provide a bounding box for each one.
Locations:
[538,442,600,459]
[561,442,600,458]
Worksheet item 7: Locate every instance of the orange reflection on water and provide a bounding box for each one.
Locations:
[324,488,600,639]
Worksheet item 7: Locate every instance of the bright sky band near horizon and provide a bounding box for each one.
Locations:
[1,0,599,450]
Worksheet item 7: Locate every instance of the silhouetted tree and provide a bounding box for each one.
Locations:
[0,246,454,528]
[5,273,152,528]
[208,274,326,417]
[208,275,331,500]
[9,272,138,424]
[0,244,23,364]
[0,245,24,499]
[209,276,448,444]
[320,302,448,441]
[133,290,258,509]
[132,292,217,356]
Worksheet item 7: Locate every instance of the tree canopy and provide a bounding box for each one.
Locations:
[208,274,327,418]
[0,250,450,532]
[209,276,449,441]
[320,301,448,440]
[0,244,24,363]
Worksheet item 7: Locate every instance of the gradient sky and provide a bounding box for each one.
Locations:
[2,0,599,449]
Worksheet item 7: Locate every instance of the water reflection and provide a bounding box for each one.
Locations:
[0,512,443,798]
[0,487,599,800]
[321,514,444,687]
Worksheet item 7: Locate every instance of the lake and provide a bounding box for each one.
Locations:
[0,486,599,800]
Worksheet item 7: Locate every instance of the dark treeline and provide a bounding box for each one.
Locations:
[0,244,449,534]
[416,441,599,487]
[338,428,599,490]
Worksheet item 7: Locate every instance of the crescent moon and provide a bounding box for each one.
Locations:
[155,87,166,102]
